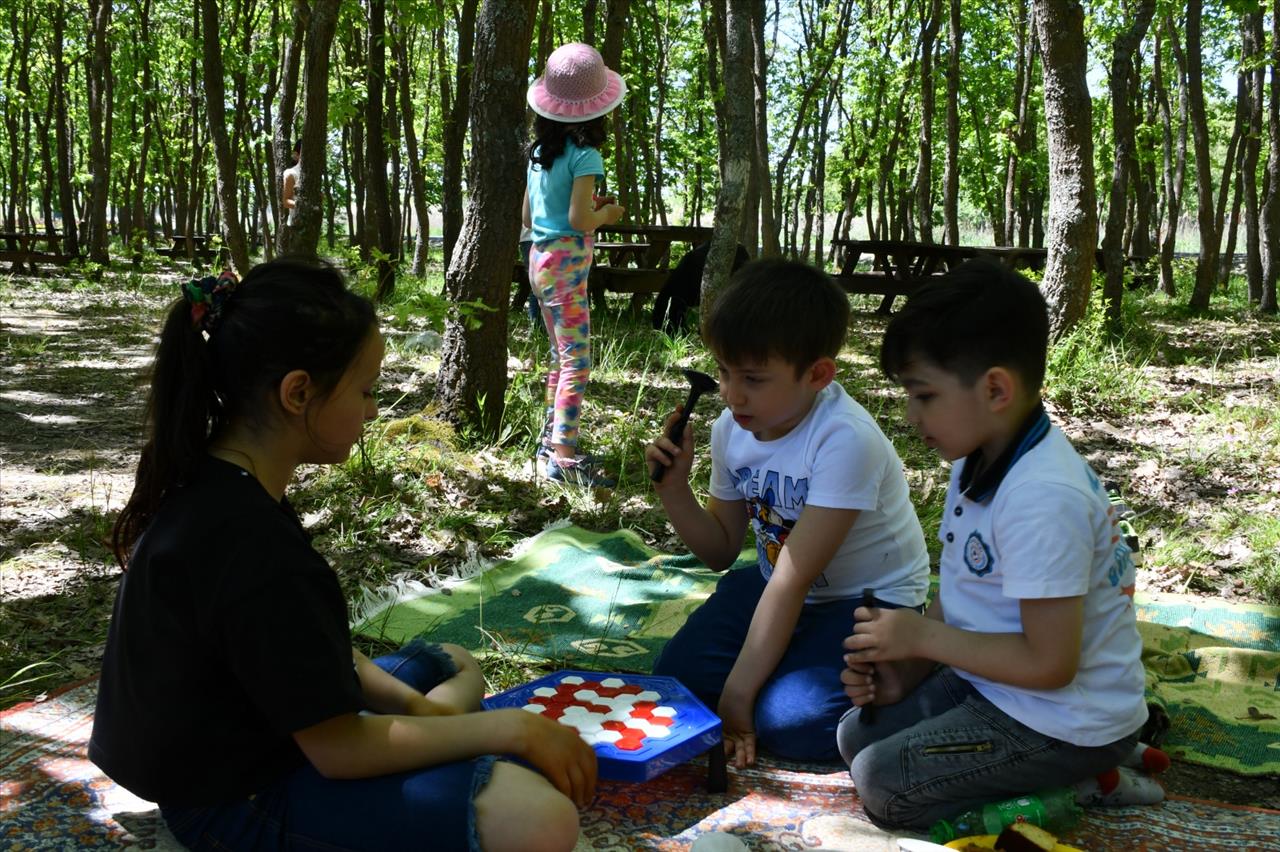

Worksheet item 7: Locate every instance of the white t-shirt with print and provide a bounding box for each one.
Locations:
[708,383,930,606]
[938,423,1147,746]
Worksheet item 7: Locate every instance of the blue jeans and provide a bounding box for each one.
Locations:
[653,566,918,762]
[836,666,1138,831]
[160,640,496,851]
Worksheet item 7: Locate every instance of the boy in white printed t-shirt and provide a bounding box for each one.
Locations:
[644,259,930,768]
[836,259,1152,831]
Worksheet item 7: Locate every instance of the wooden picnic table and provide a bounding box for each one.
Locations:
[0,231,79,270]
[590,224,714,313]
[831,238,1152,313]
[156,233,220,264]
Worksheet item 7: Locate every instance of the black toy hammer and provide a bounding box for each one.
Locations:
[651,369,719,482]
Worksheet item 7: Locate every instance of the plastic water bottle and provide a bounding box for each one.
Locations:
[928,787,1082,844]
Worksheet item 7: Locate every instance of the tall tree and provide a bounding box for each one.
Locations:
[702,0,754,307]
[85,0,113,264]
[365,0,395,298]
[1242,10,1264,303]
[1262,0,1280,313]
[914,0,941,244]
[942,0,961,245]
[1100,0,1155,324]
[395,18,433,276]
[751,0,777,255]
[1155,18,1188,296]
[273,0,306,250]
[1185,0,1219,312]
[199,0,251,275]
[436,0,536,436]
[281,0,340,255]
[50,0,77,256]
[438,0,478,269]
[1034,0,1096,338]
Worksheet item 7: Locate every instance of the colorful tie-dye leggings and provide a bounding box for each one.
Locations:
[529,235,594,450]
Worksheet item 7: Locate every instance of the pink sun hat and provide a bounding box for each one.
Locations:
[527,42,626,122]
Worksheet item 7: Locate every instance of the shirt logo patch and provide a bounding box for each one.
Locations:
[964,531,994,577]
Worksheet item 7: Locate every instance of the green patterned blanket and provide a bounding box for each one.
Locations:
[352,524,1280,776]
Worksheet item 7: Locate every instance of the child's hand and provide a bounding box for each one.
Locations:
[644,406,695,488]
[716,693,758,769]
[515,710,598,808]
[592,193,616,211]
[840,658,912,707]
[844,605,926,663]
[600,202,625,226]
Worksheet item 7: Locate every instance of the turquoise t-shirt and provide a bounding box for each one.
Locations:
[527,140,605,243]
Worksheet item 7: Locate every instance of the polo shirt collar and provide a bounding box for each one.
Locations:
[958,402,1051,504]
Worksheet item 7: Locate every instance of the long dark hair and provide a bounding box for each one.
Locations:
[111,257,376,567]
[528,114,608,169]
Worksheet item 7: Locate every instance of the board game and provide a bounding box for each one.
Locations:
[483,670,722,783]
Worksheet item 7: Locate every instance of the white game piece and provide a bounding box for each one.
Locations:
[636,691,660,701]
[594,730,622,744]
[533,687,557,697]
[574,690,599,702]
[652,706,677,717]
[642,724,672,739]
[560,675,584,685]
[521,704,546,714]
[600,677,626,687]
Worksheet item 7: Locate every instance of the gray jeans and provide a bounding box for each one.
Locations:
[836,666,1138,831]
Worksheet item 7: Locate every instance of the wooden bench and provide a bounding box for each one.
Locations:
[0,231,80,271]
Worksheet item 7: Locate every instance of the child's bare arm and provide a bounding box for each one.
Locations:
[293,707,597,807]
[522,187,532,229]
[847,595,1085,690]
[646,409,746,570]
[719,506,859,765]
[567,175,623,232]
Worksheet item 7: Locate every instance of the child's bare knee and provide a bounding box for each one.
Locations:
[475,762,580,852]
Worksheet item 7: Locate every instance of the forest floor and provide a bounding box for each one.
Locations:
[1,260,1277,809]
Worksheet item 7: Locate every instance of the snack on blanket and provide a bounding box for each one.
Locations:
[994,822,1058,852]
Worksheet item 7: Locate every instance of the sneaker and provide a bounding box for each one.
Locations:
[536,442,600,465]
[545,456,616,488]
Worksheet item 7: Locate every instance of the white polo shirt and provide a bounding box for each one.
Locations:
[709,383,930,607]
[937,411,1147,746]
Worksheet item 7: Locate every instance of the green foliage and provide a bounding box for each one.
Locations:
[1044,288,1157,417]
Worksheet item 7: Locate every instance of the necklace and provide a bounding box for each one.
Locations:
[210,445,260,479]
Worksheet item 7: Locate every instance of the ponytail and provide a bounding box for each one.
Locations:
[111,258,376,567]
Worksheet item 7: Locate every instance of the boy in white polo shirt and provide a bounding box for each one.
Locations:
[835,259,1150,831]
[645,259,930,768]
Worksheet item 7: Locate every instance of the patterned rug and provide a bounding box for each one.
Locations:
[4,679,1278,850]
[354,524,1280,776]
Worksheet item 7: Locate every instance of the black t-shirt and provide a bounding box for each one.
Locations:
[89,457,364,807]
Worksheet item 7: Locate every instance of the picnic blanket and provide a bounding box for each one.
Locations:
[3,680,1278,850]
[354,523,1280,777]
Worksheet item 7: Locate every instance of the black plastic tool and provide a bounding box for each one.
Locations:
[651,369,719,482]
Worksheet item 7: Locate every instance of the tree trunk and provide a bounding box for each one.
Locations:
[701,0,753,309]
[1101,0,1154,324]
[365,0,395,299]
[1262,0,1280,313]
[602,0,631,210]
[1034,0,1096,338]
[914,0,941,244]
[942,0,961,245]
[439,0,479,269]
[1155,20,1186,296]
[199,0,251,274]
[1185,0,1219,312]
[397,23,432,276]
[85,0,113,264]
[281,0,340,255]
[752,0,776,255]
[1243,11,1264,303]
[51,2,77,255]
[436,0,536,437]
[272,0,305,250]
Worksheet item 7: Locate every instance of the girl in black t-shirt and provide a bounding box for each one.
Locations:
[92,259,596,852]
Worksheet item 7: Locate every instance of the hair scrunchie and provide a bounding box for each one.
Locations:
[180,270,239,334]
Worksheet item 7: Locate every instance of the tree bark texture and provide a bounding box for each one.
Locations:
[1034,0,1096,339]
[1101,0,1154,324]
[440,0,479,270]
[436,0,536,437]
[365,0,395,299]
[1243,11,1264,303]
[914,0,940,244]
[1185,0,1219,312]
[85,0,113,264]
[701,0,754,308]
[199,0,251,275]
[281,0,339,256]
[272,0,306,251]
[1262,0,1280,313]
[942,0,961,245]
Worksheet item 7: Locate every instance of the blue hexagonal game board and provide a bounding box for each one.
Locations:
[484,670,722,783]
